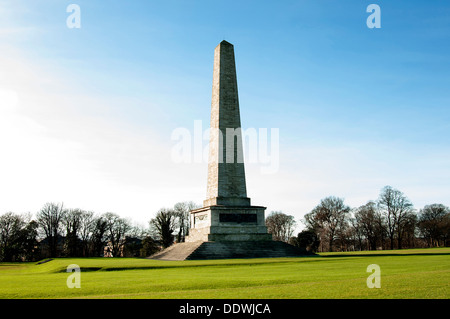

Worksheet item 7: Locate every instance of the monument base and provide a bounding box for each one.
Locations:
[148,205,313,260]
[185,205,272,243]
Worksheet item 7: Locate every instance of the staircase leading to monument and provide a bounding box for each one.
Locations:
[148,241,204,261]
[149,241,309,260]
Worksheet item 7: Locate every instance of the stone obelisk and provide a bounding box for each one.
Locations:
[186,41,271,242]
[204,40,250,208]
[150,41,308,260]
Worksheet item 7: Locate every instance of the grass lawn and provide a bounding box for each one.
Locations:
[0,248,448,299]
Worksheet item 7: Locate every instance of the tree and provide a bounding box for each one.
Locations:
[140,236,160,257]
[173,201,199,243]
[303,210,323,250]
[0,212,40,262]
[265,211,296,243]
[0,212,24,261]
[0,212,38,261]
[122,236,143,257]
[401,213,418,248]
[103,212,132,257]
[377,186,415,249]
[349,216,364,251]
[418,204,450,247]
[78,211,95,257]
[150,208,177,248]
[63,209,83,257]
[19,220,40,261]
[354,201,384,250]
[308,197,351,252]
[90,215,108,257]
[295,228,320,252]
[121,223,148,257]
[36,202,66,257]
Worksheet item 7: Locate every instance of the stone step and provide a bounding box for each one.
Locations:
[187,241,308,260]
[148,241,204,261]
[149,240,310,260]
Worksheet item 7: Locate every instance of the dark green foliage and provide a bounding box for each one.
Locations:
[139,236,160,257]
[295,228,320,252]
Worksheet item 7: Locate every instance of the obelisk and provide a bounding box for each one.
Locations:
[149,41,309,259]
[186,41,272,242]
[204,40,250,207]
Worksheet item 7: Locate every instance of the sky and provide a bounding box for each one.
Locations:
[0,0,449,232]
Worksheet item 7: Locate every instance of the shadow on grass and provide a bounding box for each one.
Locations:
[53,256,323,273]
[321,252,450,258]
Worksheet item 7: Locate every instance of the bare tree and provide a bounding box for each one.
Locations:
[418,204,450,247]
[61,209,96,257]
[63,208,83,257]
[103,212,132,257]
[265,211,296,243]
[174,201,199,242]
[354,201,384,250]
[150,208,177,248]
[401,212,418,248]
[78,211,95,257]
[349,216,364,251]
[302,211,322,248]
[308,197,351,252]
[90,215,108,257]
[377,186,414,249]
[127,223,147,239]
[0,212,26,261]
[36,202,66,257]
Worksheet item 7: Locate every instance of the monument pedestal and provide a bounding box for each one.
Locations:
[185,205,273,242]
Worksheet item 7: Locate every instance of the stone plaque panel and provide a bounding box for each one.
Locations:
[219,213,257,224]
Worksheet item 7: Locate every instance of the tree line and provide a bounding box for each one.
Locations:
[0,201,198,262]
[272,186,449,252]
[1,185,448,261]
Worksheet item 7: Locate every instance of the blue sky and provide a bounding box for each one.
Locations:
[1,1,449,230]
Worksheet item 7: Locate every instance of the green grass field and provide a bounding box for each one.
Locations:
[0,248,448,299]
